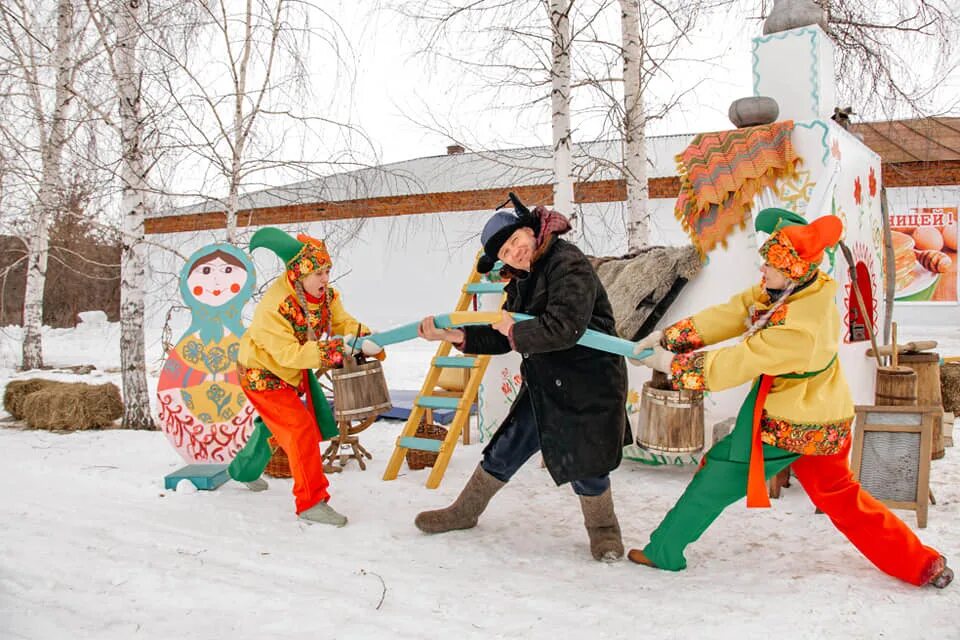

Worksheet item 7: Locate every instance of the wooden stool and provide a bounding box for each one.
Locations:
[322,416,376,472]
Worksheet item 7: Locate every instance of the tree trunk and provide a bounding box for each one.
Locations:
[116,0,156,430]
[22,0,75,370]
[549,0,574,217]
[620,0,650,251]
[225,179,240,244]
[224,0,255,244]
[22,212,49,370]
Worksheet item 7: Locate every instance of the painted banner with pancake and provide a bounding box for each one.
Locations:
[889,207,958,303]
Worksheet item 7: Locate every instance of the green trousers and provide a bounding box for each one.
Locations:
[643,434,800,571]
[228,417,274,482]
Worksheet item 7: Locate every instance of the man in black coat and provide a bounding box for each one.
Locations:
[415,195,631,561]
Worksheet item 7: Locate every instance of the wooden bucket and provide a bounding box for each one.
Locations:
[330,358,392,422]
[874,366,918,407]
[899,353,945,460]
[637,381,704,453]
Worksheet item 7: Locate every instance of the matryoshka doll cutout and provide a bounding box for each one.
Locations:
[158,244,257,462]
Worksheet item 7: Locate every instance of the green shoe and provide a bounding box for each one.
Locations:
[298,502,348,527]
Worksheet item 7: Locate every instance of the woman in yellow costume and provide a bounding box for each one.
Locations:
[627,208,952,589]
[227,227,383,526]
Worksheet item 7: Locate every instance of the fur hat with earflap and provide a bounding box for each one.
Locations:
[476,192,541,274]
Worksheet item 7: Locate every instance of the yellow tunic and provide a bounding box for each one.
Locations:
[238,278,370,389]
[663,272,854,455]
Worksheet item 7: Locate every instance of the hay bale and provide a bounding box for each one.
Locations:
[941,363,960,414]
[21,382,123,431]
[3,378,65,420]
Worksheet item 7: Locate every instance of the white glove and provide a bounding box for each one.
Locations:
[342,334,383,357]
[628,330,663,367]
[637,345,675,374]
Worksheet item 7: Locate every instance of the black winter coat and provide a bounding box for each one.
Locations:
[463,237,631,485]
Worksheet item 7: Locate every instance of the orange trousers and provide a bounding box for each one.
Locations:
[791,439,941,585]
[242,386,330,514]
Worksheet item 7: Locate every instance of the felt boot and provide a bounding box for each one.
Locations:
[579,489,624,562]
[415,464,505,533]
[298,501,348,527]
[245,477,269,492]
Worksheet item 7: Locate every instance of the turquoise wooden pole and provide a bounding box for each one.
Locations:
[355,313,652,360]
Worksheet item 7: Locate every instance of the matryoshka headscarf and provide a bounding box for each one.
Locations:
[178,243,256,344]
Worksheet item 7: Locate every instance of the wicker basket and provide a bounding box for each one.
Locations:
[264,436,293,478]
[406,420,448,470]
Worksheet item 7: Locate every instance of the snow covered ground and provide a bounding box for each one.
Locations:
[0,320,958,640]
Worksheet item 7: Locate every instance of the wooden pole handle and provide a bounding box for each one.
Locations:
[891,322,898,369]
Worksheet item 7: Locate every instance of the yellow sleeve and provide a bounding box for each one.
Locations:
[669,324,815,392]
[328,288,370,337]
[248,304,333,371]
[661,286,760,353]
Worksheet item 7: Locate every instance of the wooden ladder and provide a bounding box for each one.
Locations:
[382,256,505,488]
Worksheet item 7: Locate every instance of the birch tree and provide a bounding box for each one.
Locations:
[618,0,648,250]
[0,0,94,369]
[78,0,156,429]
[570,0,719,249]
[113,0,153,429]
[549,0,575,217]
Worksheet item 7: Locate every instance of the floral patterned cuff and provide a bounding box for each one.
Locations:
[661,317,706,353]
[670,351,707,391]
[320,338,345,369]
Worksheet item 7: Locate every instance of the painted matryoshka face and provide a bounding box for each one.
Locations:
[187,257,248,307]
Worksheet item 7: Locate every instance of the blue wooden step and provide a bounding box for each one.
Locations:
[434,356,476,368]
[464,282,505,294]
[164,464,230,491]
[416,396,461,410]
[398,436,443,453]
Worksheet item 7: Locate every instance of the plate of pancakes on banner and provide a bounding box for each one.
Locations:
[892,228,953,302]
